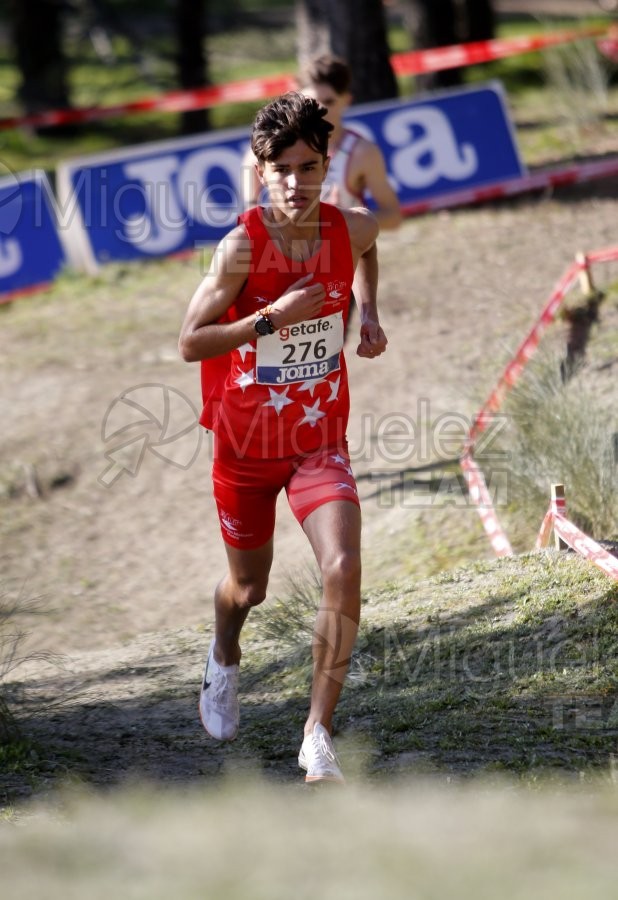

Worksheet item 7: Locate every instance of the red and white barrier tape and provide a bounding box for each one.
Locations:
[535,490,567,549]
[586,245,618,265]
[535,509,554,550]
[0,25,608,132]
[0,74,297,132]
[401,156,618,220]
[468,261,581,442]
[552,513,618,580]
[460,452,513,556]
[391,25,607,77]
[468,244,618,444]
[597,30,618,63]
[463,245,618,558]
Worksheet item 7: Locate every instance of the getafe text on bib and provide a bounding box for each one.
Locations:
[255,312,344,385]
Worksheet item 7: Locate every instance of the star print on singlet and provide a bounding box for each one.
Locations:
[262,387,294,415]
[236,343,256,363]
[209,203,355,459]
[234,369,255,392]
[299,398,327,428]
[297,378,325,397]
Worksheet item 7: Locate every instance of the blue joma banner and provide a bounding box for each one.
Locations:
[0,171,67,299]
[56,81,525,269]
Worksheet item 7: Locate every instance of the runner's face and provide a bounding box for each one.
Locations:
[258,140,329,221]
[302,84,351,130]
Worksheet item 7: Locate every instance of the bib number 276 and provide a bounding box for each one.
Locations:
[281,338,328,365]
[256,312,344,386]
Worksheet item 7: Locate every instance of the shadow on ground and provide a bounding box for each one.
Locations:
[3,554,617,806]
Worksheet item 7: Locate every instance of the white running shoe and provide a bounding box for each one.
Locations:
[199,641,240,741]
[298,723,345,783]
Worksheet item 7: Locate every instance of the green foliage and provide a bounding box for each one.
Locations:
[259,563,321,652]
[480,347,618,543]
[250,553,618,779]
[0,737,42,776]
[543,36,613,149]
[0,12,615,172]
[0,591,53,743]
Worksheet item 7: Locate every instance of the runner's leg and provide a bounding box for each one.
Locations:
[211,445,285,667]
[301,500,362,735]
[213,539,273,667]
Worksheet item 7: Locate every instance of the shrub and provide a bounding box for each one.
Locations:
[0,590,52,741]
[478,349,618,544]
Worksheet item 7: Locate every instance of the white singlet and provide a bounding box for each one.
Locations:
[321,129,363,208]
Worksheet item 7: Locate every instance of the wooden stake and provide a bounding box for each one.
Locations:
[551,483,568,550]
[575,251,595,297]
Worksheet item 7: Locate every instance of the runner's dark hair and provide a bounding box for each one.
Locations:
[301,55,352,96]
[251,91,333,163]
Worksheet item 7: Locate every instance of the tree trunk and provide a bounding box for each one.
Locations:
[9,0,70,113]
[461,0,495,42]
[175,0,210,134]
[410,0,462,89]
[296,0,398,104]
[400,0,495,91]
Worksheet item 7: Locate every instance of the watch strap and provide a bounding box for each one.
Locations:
[254,306,276,334]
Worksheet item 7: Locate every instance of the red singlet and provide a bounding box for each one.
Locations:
[201,203,359,548]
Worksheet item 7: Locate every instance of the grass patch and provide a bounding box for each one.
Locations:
[0,737,44,777]
[478,347,618,547]
[0,592,49,741]
[248,553,618,779]
[0,14,615,171]
[4,553,616,811]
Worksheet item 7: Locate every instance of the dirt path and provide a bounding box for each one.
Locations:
[2,173,618,663]
[1,165,618,809]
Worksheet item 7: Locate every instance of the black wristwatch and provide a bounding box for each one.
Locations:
[254,308,275,336]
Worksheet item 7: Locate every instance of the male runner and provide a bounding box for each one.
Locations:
[241,56,402,231]
[179,92,387,783]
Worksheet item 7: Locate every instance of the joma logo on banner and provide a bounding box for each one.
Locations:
[0,171,67,298]
[53,83,523,271]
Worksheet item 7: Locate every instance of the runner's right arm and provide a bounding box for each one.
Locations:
[178,227,325,362]
[240,146,262,209]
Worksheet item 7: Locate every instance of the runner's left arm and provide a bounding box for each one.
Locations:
[357,141,402,231]
[345,208,388,359]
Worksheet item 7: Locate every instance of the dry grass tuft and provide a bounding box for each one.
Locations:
[479,349,618,543]
[0,589,55,741]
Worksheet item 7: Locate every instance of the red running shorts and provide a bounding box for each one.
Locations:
[212,442,359,550]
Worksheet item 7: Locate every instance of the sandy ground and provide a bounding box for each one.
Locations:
[0,174,618,668]
[1,172,618,663]
[0,5,617,816]
[1,148,618,809]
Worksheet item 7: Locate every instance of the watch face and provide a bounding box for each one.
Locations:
[255,315,274,336]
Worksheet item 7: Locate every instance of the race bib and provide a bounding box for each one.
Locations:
[256,312,344,386]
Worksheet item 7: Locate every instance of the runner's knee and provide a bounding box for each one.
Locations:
[233,576,268,610]
[320,549,361,591]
